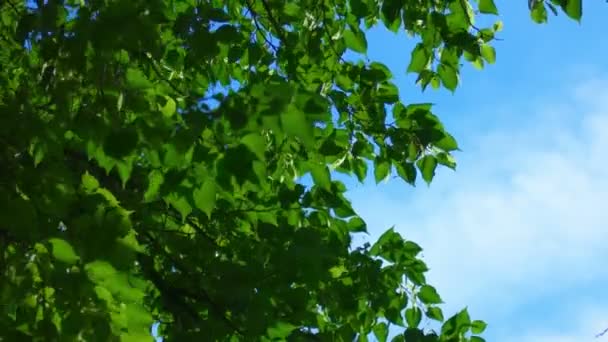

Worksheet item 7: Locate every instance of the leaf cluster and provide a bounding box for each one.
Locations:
[0,0,580,340]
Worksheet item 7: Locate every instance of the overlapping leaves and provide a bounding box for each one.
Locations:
[0,0,582,340]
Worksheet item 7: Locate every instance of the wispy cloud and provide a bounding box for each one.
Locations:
[348,75,608,339]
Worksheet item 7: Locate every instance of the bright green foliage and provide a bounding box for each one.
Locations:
[531,0,583,23]
[0,0,580,340]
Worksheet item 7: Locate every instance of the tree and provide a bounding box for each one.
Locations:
[0,0,581,340]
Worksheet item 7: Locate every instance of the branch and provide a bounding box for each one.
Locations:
[140,231,244,336]
[259,0,289,44]
[244,0,279,53]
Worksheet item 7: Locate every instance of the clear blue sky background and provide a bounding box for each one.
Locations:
[345,1,608,341]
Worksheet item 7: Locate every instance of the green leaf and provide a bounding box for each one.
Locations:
[416,155,437,184]
[165,191,193,221]
[30,142,45,167]
[343,28,368,54]
[160,96,177,117]
[374,157,391,183]
[126,68,153,90]
[407,44,430,73]
[372,322,389,342]
[427,307,444,321]
[561,0,582,21]
[405,307,421,328]
[418,285,443,304]
[353,157,368,182]
[143,169,164,202]
[347,216,367,232]
[376,82,399,104]
[478,0,499,15]
[435,132,459,151]
[381,0,402,32]
[369,62,393,81]
[47,238,80,265]
[471,320,488,334]
[117,92,124,112]
[480,44,496,64]
[437,64,458,91]
[116,158,134,188]
[281,108,314,148]
[310,162,331,190]
[85,260,117,283]
[81,171,100,193]
[267,321,298,339]
[436,152,457,170]
[531,2,548,23]
[442,308,472,336]
[194,179,217,217]
[396,162,417,185]
[241,133,267,160]
[494,20,504,32]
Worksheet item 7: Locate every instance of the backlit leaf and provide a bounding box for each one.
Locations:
[126,68,153,90]
[471,320,488,334]
[372,322,389,342]
[427,307,444,321]
[561,0,582,21]
[407,44,430,73]
[194,179,217,217]
[480,44,496,64]
[437,64,458,91]
[347,216,367,232]
[418,285,443,304]
[241,133,267,160]
[160,96,177,117]
[405,307,421,328]
[479,0,499,15]
[1,0,576,339]
[343,28,368,53]
[48,238,80,265]
[417,155,437,184]
[374,157,391,183]
[310,162,331,190]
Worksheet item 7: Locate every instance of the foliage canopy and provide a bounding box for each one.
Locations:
[0,0,581,340]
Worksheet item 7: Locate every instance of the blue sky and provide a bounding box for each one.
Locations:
[344,2,608,341]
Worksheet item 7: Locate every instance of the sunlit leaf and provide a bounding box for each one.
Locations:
[126,68,153,90]
[343,28,368,53]
[407,44,430,73]
[347,216,367,232]
[480,44,496,64]
[561,0,582,21]
[160,96,177,117]
[373,322,389,342]
[405,307,421,328]
[0,0,577,339]
[47,238,80,265]
[417,155,437,184]
[479,0,499,15]
[194,179,217,217]
[374,157,391,183]
[427,307,444,322]
[418,285,443,304]
[471,320,488,334]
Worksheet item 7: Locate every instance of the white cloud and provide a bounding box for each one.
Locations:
[348,76,608,338]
